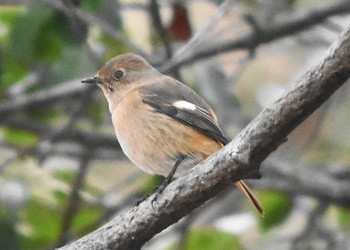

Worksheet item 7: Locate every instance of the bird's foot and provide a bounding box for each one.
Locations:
[133,194,150,207]
[150,178,172,206]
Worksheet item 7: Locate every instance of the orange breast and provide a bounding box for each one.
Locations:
[112,89,222,176]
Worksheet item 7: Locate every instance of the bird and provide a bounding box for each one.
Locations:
[82,53,263,214]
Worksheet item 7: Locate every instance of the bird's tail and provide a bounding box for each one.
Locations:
[235,180,264,215]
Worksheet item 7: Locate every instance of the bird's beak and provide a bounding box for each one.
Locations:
[81,76,103,85]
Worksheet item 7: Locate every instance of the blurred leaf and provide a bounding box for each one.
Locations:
[9,4,54,65]
[3,127,38,147]
[167,228,243,250]
[9,4,79,65]
[338,207,350,232]
[0,6,24,41]
[142,175,164,195]
[53,170,75,184]
[52,190,69,205]
[258,191,292,232]
[149,31,163,48]
[78,0,103,13]
[36,12,80,63]
[101,34,131,61]
[19,198,60,249]
[1,56,27,94]
[50,45,90,83]
[26,108,60,123]
[87,101,105,127]
[36,28,63,63]
[0,6,23,24]
[72,205,103,236]
[53,169,101,201]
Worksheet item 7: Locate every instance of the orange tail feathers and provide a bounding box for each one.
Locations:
[235,180,264,215]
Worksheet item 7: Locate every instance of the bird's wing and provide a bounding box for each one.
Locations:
[139,79,229,145]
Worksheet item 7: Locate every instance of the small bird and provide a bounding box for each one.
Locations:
[82,53,263,214]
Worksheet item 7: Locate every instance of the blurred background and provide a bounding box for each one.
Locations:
[0,0,350,249]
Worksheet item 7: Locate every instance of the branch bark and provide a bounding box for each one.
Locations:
[59,24,350,250]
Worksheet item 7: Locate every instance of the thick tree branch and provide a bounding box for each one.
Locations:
[59,23,350,250]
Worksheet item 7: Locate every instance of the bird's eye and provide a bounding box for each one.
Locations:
[113,70,125,80]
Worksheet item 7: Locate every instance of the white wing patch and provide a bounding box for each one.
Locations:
[172,100,197,111]
[172,100,219,125]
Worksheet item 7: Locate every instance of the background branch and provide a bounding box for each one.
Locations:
[161,0,350,72]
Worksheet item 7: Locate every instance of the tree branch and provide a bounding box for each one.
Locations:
[260,158,350,208]
[1,116,120,150]
[160,0,350,72]
[59,23,350,250]
[56,148,92,247]
[0,79,89,119]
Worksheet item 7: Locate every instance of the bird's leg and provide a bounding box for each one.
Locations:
[151,155,185,204]
[134,156,185,207]
[158,157,184,192]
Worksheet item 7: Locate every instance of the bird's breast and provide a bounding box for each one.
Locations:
[112,89,222,176]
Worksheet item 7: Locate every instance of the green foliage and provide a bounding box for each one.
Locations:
[258,191,292,232]
[142,175,164,195]
[149,31,163,48]
[338,207,350,232]
[18,190,103,249]
[0,4,86,94]
[8,4,77,65]
[8,5,54,65]
[71,205,103,236]
[19,198,61,249]
[0,6,22,22]
[100,34,131,61]
[3,127,39,147]
[168,228,243,250]
[53,170,76,184]
[78,0,103,13]
[87,101,105,127]
[26,108,60,123]
[1,56,27,94]
[52,190,69,205]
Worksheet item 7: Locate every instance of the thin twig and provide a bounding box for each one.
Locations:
[149,0,172,58]
[291,202,328,250]
[55,148,92,247]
